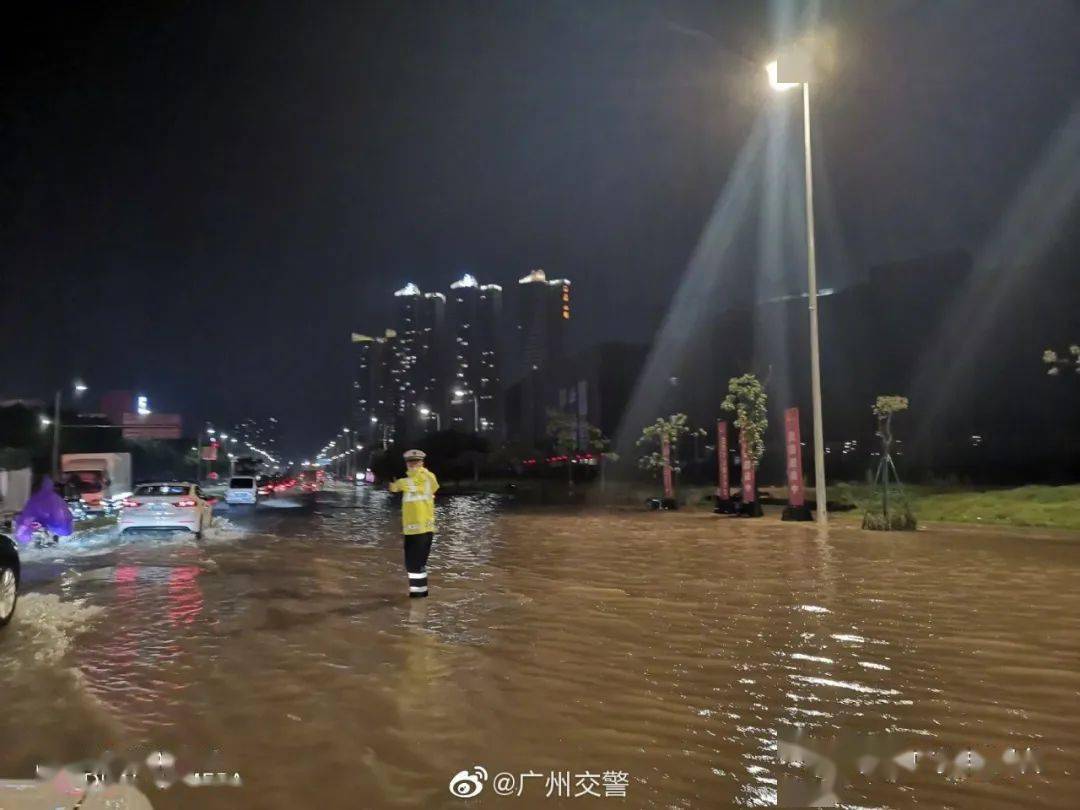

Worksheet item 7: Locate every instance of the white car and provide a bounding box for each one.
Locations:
[119,482,214,538]
[224,475,258,505]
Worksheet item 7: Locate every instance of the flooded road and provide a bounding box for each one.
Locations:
[2,489,1078,808]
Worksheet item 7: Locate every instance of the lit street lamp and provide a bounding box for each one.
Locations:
[768,53,827,523]
[419,406,441,431]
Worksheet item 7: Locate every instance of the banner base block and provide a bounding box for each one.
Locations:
[782,504,814,522]
[713,497,738,514]
[738,501,764,518]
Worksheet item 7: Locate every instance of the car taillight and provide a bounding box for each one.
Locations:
[174,499,197,507]
[122,499,141,508]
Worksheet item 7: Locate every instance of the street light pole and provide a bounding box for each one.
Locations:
[51,390,61,480]
[471,395,480,482]
[419,406,441,433]
[454,390,481,482]
[769,57,828,524]
[800,81,828,524]
[50,380,87,480]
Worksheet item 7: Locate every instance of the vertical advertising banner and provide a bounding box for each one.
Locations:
[740,430,756,503]
[716,420,730,500]
[784,407,806,508]
[661,435,674,500]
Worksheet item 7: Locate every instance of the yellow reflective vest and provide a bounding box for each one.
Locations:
[389,467,439,535]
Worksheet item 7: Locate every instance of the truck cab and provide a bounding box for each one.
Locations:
[60,453,132,514]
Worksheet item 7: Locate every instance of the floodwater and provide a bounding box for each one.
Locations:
[2,488,1078,808]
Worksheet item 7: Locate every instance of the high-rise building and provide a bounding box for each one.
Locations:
[393,283,446,436]
[517,268,571,372]
[351,329,399,447]
[447,274,503,435]
[505,269,572,444]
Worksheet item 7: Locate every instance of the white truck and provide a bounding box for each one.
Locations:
[60,453,133,514]
[0,467,32,520]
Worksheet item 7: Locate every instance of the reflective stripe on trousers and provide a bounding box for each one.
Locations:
[404,532,433,597]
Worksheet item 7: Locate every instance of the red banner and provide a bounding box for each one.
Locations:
[661,435,674,500]
[740,430,756,503]
[716,420,729,500]
[784,407,805,507]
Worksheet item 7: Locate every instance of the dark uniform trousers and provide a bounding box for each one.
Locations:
[404,532,432,597]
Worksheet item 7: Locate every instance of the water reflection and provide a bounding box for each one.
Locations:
[167,566,203,627]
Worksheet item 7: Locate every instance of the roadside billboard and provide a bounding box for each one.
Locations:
[121,412,183,440]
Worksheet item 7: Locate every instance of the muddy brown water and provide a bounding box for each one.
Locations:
[2,489,1078,808]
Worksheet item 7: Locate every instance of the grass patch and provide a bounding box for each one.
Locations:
[833,482,1080,531]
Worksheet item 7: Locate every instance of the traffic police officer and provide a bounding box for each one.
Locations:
[388,449,439,597]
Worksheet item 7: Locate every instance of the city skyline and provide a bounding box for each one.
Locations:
[350,270,565,446]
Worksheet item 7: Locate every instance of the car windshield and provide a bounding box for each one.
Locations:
[230,478,254,488]
[134,484,190,497]
[63,471,104,493]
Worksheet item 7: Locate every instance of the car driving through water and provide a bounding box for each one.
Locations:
[119,482,214,538]
[225,475,258,505]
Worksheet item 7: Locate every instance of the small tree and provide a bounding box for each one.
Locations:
[720,374,768,469]
[637,413,696,499]
[546,409,611,493]
[863,395,916,531]
[1043,345,1080,375]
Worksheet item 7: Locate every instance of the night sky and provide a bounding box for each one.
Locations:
[3,0,1078,457]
